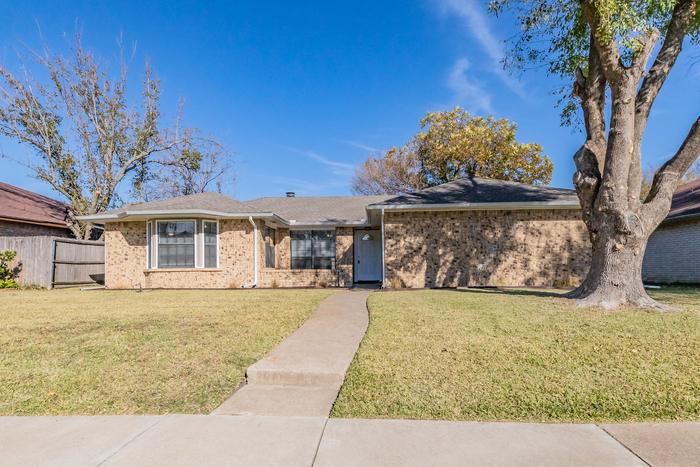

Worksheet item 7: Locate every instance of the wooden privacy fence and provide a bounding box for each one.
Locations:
[0,236,105,289]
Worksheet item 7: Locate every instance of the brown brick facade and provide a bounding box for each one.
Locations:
[384,209,591,288]
[642,218,700,284]
[0,219,72,238]
[105,221,354,289]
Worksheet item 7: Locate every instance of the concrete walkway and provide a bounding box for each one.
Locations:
[3,414,700,466]
[212,288,372,417]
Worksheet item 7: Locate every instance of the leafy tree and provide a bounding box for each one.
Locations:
[351,107,553,195]
[490,0,700,309]
[415,108,553,186]
[0,33,233,239]
[350,147,426,195]
[640,161,700,200]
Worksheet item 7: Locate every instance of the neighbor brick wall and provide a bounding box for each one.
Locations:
[642,218,700,284]
[0,219,72,238]
[384,209,591,288]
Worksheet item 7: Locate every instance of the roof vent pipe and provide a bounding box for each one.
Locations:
[243,216,258,288]
[286,192,295,197]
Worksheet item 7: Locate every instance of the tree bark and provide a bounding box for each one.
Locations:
[563,1,698,310]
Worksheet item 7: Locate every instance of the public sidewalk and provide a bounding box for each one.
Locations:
[2,414,700,466]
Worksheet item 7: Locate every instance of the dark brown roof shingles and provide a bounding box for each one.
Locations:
[0,182,72,227]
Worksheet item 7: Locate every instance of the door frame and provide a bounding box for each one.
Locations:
[354,229,382,282]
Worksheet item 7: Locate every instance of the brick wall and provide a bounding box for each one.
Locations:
[0,219,72,238]
[105,220,355,288]
[384,209,591,288]
[642,218,700,284]
[257,226,354,287]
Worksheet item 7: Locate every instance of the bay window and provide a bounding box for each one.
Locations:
[291,230,335,270]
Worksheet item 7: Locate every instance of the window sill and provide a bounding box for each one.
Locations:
[144,268,223,273]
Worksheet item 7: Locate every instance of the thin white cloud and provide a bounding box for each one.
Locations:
[273,143,354,171]
[336,140,379,153]
[438,0,528,99]
[305,151,355,170]
[448,57,493,114]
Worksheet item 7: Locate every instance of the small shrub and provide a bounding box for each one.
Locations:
[228,281,240,289]
[19,284,45,291]
[317,278,329,288]
[554,274,580,288]
[270,278,280,289]
[0,250,18,289]
[388,276,403,289]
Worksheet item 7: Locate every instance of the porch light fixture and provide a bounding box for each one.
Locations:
[362,234,373,241]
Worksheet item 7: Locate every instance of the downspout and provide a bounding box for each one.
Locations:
[243,216,258,288]
[381,208,386,288]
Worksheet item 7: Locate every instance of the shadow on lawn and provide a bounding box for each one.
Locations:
[452,287,565,299]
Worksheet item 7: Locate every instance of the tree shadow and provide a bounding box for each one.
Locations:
[385,210,591,289]
[452,287,563,299]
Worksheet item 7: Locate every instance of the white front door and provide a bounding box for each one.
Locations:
[354,230,382,282]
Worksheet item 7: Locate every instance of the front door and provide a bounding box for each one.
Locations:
[354,230,382,282]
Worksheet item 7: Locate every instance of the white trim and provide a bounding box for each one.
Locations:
[78,210,281,222]
[146,222,151,269]
[381,208,385,288]
[243,216,258,288]
[155,219,197,270]
[366,201,581,212]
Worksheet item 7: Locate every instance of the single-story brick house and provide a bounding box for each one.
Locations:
[642,179,700,284]
[78,177,592,289]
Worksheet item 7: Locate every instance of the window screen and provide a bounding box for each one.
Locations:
[291,230,335,269]
[204,221,218,268]
[157,221,195,268]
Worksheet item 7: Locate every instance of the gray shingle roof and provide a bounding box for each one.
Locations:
[367,177,580,208]
[106,192,260,215]
[244,195,392,223]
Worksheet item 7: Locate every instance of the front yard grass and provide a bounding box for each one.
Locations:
[331,287,700,423]
[0,288,337,416]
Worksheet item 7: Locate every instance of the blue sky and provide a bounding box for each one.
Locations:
[1,0,698,202]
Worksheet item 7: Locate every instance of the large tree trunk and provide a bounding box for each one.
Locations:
[563,222,674,310]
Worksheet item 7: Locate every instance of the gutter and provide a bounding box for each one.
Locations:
[243,216,258,288]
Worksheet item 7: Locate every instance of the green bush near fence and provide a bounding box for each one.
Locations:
[0,250,18,288]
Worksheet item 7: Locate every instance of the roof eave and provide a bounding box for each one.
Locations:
[365,201,581,211]
[76,210,284,222]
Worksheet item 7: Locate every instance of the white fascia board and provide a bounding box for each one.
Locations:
[77,210,285,222]
[365,201,581,212]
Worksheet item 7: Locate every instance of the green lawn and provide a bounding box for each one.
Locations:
[331,287,700,423]
[0,288,337,416]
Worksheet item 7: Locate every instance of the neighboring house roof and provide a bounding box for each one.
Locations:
[665,178,700,221]
[245,195,393,225]
[367,176,581,211]
[0,182,72,228]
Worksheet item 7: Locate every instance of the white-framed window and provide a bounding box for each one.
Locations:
[146,222,152,269]
[156,220,196,268]
[204,220,219,268]
[291,229,336,270]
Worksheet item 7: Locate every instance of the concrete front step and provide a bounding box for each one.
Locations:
[212,289,372,417]
[211,385,340,417]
